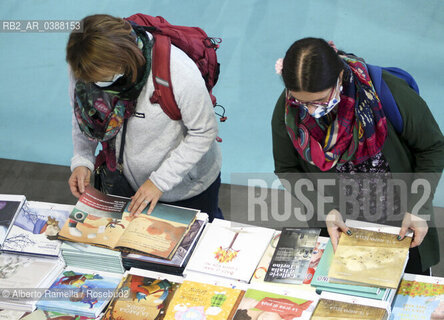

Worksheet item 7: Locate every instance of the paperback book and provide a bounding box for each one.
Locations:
[328,226,411,289]
[102,269,183,320]
[311,296,389,319]
[185,219,275,282]
[163,279,244,320]
[391,273,444,319]
[36,267,123,318]
[2,200,73,257]
[0,194,26,245]
[122,212,208,275]
[0,253,65,312]
[232,287,318,319]
[264,227,320,284]
[21,310,97,320]
[311,240,393,301]
[58,186,198,259]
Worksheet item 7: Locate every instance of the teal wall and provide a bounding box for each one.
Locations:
[0,1,443,204]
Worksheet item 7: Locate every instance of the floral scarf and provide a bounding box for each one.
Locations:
[285,54,387,171]
[73,24,153,170]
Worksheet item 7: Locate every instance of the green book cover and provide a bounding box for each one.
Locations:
[311,240,388,300]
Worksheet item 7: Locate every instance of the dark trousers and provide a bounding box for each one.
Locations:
[405,246,430,275]
[163,173,224,222]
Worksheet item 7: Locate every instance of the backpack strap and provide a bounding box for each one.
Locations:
[149,34,182,120]
[367,64,404,134]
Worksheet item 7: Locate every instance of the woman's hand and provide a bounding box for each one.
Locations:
[68,166,91,198]
[128,179,163,216]
[326,209,352,251]
[398,212,428,248]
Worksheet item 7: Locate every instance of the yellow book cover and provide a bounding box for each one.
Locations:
[328,227,411,289]
[58,186,197,259]
[164,280,243,320]
[311,298,388,319]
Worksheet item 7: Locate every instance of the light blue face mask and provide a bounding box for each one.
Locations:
[94,73,124,87]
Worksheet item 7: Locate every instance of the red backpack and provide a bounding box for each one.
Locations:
[124,14,226,126]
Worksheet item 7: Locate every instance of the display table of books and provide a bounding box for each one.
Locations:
[0,189,443,319]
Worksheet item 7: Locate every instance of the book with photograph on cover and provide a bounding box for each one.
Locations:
[58,186,198,259]
[328,223,411,289]
[264,228,320,284]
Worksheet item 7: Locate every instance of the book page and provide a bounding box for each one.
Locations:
[58,186,130,249]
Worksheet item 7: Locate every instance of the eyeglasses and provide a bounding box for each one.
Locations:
[286,78,340,110]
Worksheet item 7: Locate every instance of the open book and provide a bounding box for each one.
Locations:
[58,186,198,259]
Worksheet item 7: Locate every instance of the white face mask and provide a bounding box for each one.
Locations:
[310,93,341,118]
[94,73,124,87]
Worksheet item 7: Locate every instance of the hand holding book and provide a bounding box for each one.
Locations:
[325,209,352,252]
[398,212,428,248]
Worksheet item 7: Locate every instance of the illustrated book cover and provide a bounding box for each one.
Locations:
[232,287,317,320]
[2,200,73,256]
[391,273,444,319]
[185,219,275,282]
[311,297,389,319]
[58,186,198,259]
[36,267,123,318]
[311,240,392,301]
[328,226,411,289]
[163,280,244,320]
[264,227,320,284]
[102,271,181,320]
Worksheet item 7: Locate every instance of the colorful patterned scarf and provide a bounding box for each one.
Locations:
[73,24,153,170]
[284,54,387,171]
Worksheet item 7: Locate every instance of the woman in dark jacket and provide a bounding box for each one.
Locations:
[272,37,444,274]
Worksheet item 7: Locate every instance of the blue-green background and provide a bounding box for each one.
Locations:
[0,1,443,205]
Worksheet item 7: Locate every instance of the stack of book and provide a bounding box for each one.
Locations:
[61,241,124,274]
[1,198,73,257]
[184,219,275,283]
[0,253,65,312]
[36,266,123,318]
[122,211,208,275]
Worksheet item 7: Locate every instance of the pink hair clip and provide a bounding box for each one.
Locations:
[275,58,284,75]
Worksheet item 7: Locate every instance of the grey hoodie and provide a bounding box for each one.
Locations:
[70,36,222,202]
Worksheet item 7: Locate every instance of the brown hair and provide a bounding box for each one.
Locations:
[66,14,145,83]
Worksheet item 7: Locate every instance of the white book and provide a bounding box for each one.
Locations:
[185,218,275,283]
[2,201,73,257]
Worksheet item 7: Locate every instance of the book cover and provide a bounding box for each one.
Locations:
[391,273,444,319]
[3,201,72,256]
[264,228,320,284]
[328,227,411,289]
[58,186,198,259]
[123,215,206,267]
[311,240,390,300]
[36,267,122,318]
[102,273,180,320]
[163,280,243,320]
[185,219,275,282]
[232,288,316,319]
[0,194,26,245]
[311,298,388,319]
